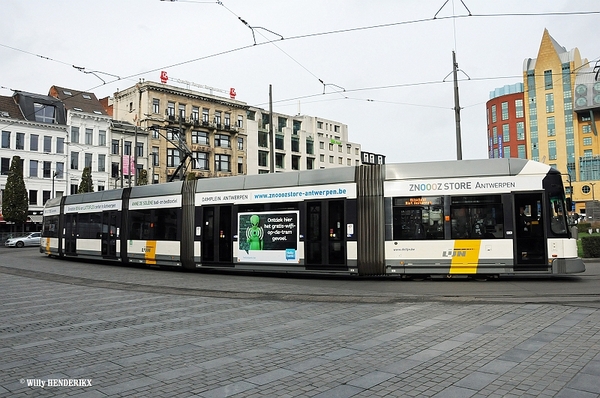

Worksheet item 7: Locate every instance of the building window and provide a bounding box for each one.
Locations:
[214,111,222,126]
[98,154,105,172]
[136,142,143,157]
[237,115,243,128]
[275,153,284,169]
[278,117,287,132]
[179,104,186,119]
[111,162,119,178]
[152,129,159,139]
[237,156,243,174]
[548,140,557,160]
[258,131,268,148]
[306,139,314,155]
[1,131,9,148]
[292,155,300,170]
[545,93,554,113]
[85,153,93,168]
[15,132,24,150]
[112,139,120,155]
[192,131,209,145]
[56,162,64,178]
[515,99,524,118]
[338,145,342,153]
[215,154,230,172]
[516,122,525,141]
[503,146,511,158]
[43,136,52,152]
[30,160,38,177]
[30,134,38,151]
[193,152,209,170]
[152,98,160,114]
[34,103,55,123]
[320,154,324,162]
[71,152,79,170]
[124,141,131,156]
[583,125,592,134]
[291,136,300,152]
[99,130,106,146]
[275,134,284,150]
[319,141,324,150]
[85,128,93,145]
[329,155,334,163]
[258,151,268,167]
[43,161,51,178]
[152,147,159,166]
[544,69,553,89]
[167,148,180,167]
[202,108,209,123]
[317,121,323,129]
[215,134,230,148]
[502,124,510,142]
[29,190,38,205]
[583,137,592,146]
[224,113,231,127]
[192,106,199,122]
[1,157,9,175]
[547,116,555,136]
[491,104,497,123]
[306,157,314,170]
[167,102,175,118]
[501,101,509,120]
[237,137,244,150]
[71,126,79,144]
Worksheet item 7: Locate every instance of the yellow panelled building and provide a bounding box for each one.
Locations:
[523,29,600,216]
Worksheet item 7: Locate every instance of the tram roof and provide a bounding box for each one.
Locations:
[195,167,356,192]
[130,181,183,198]
[384,158,553,180]
[63,188,125,204]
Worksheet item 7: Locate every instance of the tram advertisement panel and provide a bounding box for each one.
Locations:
[237,211,299,263]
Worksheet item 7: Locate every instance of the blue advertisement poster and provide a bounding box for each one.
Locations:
[237,211,299,263]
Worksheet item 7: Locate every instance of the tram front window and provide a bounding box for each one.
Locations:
[549,195,568,235]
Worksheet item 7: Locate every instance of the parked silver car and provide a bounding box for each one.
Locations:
[4,232,42,248]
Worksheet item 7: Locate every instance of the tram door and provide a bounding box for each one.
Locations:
[101,211,118,258]
[64,213,77,256]
[305,199,346,270]
[514,193,547,270]
[201,206,233,265]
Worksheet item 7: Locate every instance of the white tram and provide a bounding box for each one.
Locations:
[41,159,585,277]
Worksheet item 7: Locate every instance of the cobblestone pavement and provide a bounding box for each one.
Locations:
[0,250,599,397]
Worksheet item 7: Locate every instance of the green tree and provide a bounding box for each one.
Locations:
[137,169,148,186]
[78,167,94,193]
[2,156,28,230]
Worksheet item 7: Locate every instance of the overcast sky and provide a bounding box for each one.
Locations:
[1,1,598,163]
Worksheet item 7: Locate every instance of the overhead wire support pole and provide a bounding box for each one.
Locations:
[452,51,463,161]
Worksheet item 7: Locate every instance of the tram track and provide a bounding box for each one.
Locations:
[1,264,599,307]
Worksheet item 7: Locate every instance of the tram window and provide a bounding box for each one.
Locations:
[549,195,568,235]
[128,208,179,241]
[392,196,444,240]
[450,196,504,239]
[42,215,59,238]
[78,213,102,239]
